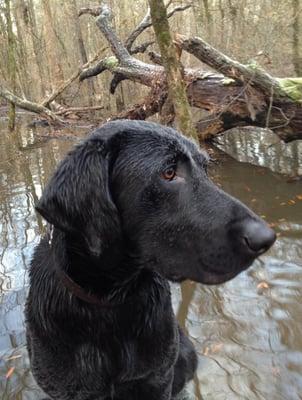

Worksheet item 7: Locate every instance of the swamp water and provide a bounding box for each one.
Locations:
[0,116,301,400]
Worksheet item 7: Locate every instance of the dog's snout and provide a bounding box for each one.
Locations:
[239,219,276,255]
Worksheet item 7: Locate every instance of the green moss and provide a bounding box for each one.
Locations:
[222,77,235,85]
[246,60,267,75]
[104,56,119,69]
[277,77,302,102]
[246,60,259,70]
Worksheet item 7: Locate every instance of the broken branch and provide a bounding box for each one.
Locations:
[0,85,64,123]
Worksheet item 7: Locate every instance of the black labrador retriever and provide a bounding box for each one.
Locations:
[25,120,276,400]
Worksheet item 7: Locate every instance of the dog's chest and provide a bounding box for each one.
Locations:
[74,303,178,383]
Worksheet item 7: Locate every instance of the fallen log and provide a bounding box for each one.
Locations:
[80,4,302,142]
[0,85,63,123]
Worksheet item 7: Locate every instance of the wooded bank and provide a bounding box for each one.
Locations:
[0,2,301,142]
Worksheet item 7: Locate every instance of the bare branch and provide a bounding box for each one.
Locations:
[148,51,162,65]
[110,86,167,121]
[55,105,104,116]
[125,4,192,52]
[110,73,127,94]
[131,41,155,55]
[79,59,108,81]
[125,8,151,51]
[41,52,106,105]
[0,85,64,123]
[78,6,102,17]
[95,6,131,62]
[167,4,192,18]
[176,34,285,98]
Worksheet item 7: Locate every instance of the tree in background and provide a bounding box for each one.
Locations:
[292,0,302,76]
[4,0,16,130]
[148,0,198,141]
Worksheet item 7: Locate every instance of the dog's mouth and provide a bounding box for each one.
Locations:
[167,260,254,285]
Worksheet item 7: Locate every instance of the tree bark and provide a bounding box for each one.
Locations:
[41,0,64,88]
[0,85,63,123]
[176,35,285,98]
[4,0,16,130]
[148,0,198,140]
[67,0,95,106]
[292,0,302,76]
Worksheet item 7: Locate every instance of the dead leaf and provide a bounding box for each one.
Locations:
[6,367,15,379]
[257,281,269,289]
[297,195,302,200]
[211,343,223,353]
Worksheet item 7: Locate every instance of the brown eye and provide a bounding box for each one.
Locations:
[162,167,176,181]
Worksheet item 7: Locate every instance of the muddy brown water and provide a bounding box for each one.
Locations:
[0,116,301,400]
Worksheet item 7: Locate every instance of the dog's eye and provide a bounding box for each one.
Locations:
[161,167,176,181]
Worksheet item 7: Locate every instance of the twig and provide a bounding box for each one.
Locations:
[55,105,104,115]
[125,4,192,52]
[78,6,102,17]
[42,52,105,106]
[265,86,274,127]
[131,41,155,55]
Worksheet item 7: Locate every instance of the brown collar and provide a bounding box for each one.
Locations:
[55,268,109,306]
[47,224,118,307]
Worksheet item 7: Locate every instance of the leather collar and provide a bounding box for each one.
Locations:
[47,224,118,307]
[55,267,109,306]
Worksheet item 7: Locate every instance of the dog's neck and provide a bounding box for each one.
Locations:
[50,227,145,302]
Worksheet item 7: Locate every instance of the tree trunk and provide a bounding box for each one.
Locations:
[27,0,47,97]
[292,0,302,76]
[4,0,16,130]
[67,0,95,106]
[148,0,198,140]
[41,0,64,89]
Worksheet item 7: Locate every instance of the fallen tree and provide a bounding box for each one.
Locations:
[1,3,301,142]
[79,4,302,142]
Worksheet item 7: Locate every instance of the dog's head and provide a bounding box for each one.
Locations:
[37,120,276,284]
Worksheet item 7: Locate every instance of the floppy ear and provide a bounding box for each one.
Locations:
[36,136,121,257]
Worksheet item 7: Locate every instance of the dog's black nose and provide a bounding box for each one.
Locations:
[241,220,276,254]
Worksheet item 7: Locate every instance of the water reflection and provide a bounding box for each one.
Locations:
[0,119,301,399]
[215,127,302,176]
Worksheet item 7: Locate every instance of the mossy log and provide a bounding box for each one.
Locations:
[79,5,302,142]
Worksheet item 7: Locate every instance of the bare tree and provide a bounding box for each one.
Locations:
[292,0,302,76]
[4,0,16,130]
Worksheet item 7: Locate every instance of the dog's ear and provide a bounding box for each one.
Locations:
[36,136,121,257]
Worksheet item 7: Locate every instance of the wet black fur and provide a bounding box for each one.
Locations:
[26,120,270,400]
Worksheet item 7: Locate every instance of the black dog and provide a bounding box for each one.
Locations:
[25,120,276,400]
